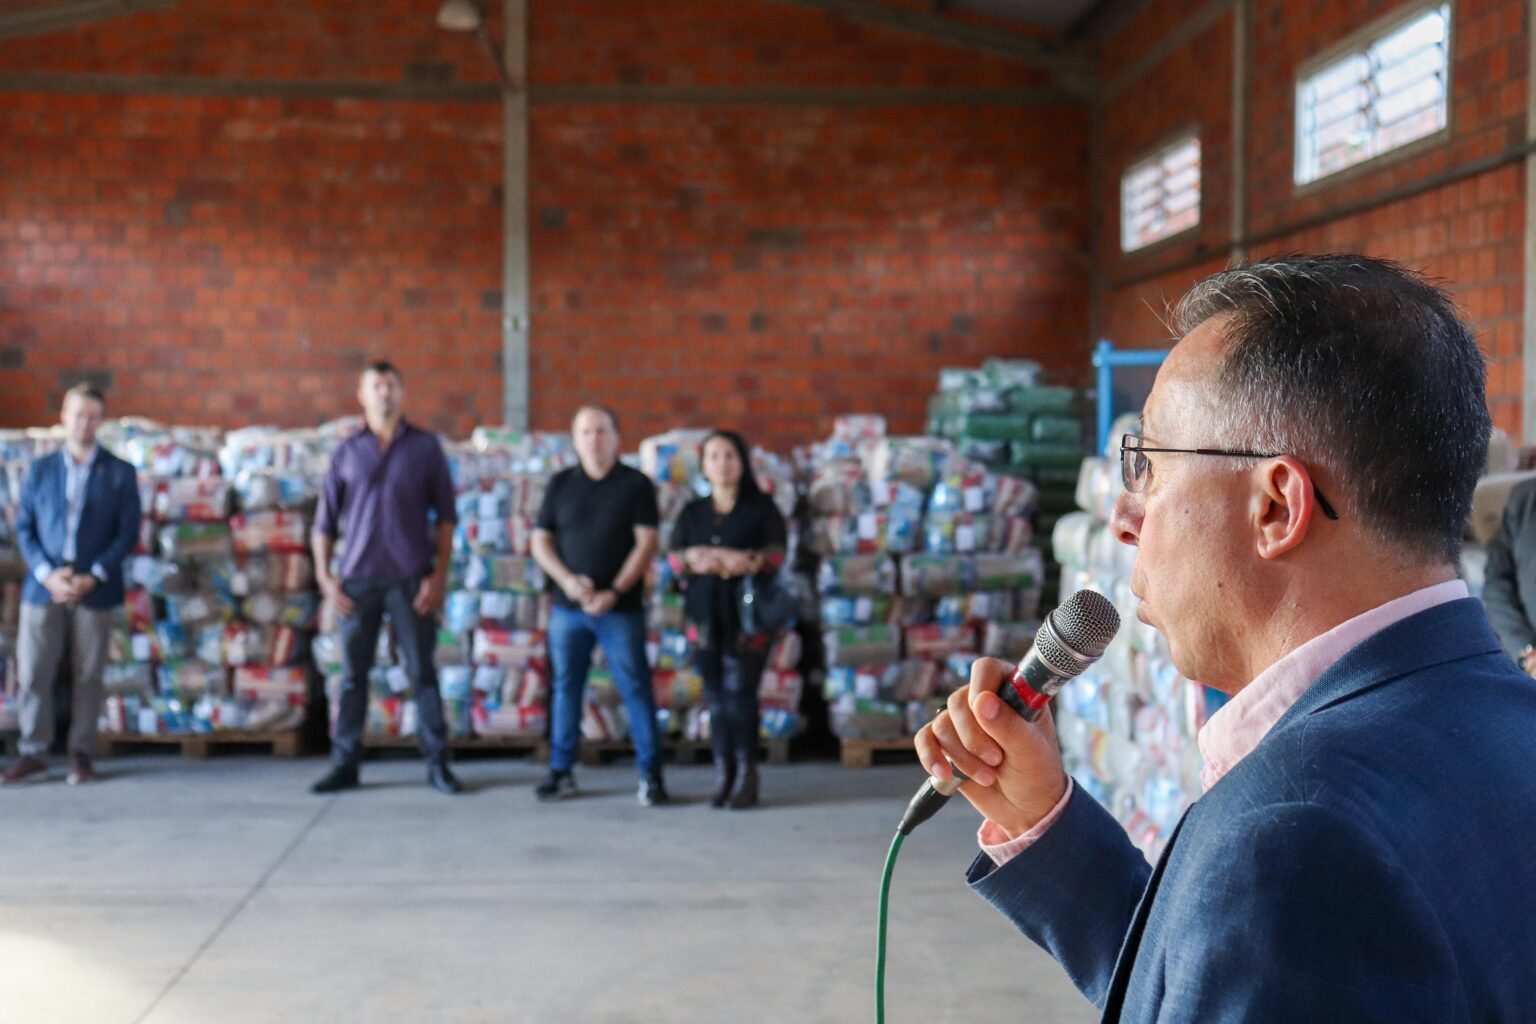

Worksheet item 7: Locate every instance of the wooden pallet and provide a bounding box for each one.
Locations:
[98,731,302,759]
[839,736,918,768]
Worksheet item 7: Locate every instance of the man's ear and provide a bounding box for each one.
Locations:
[1254,456,1315,560]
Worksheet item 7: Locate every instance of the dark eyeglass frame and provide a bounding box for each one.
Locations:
[1120,433,1340,521]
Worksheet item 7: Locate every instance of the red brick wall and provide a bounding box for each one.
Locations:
[1113,16,1236,257]
[0,0,504,84]
[1096,6,1236,351]
[0,0,1091,450]
[529,104,1088,444]
[1097,258,1231,351]
[1260,166,1525,437]
[0,93,504,429]
[530,0,1051,89]
[1094,0,1528,437]
[0,0,504,432]
[1246,0,1525,236]
[527,1,1089,446]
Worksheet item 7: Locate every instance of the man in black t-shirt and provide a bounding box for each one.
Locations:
[531,405,668,805]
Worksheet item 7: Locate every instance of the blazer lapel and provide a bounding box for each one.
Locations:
[1098,806,1193,1022]
[46,450,67,516]
[1094,600,1500,1023]
[81,448,109,519]
[1271,599,1502,734]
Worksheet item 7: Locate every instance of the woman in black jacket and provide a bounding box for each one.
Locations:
[671,430,787,808]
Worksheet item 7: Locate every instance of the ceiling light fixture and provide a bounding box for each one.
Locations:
[435,0,516,94]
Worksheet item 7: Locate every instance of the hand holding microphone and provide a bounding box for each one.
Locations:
[878,593,1120,1024]
[904,590,1120,836]
[913,661,1075,837]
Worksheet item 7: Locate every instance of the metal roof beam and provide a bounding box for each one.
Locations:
[0,0,181,41]
[772,0,1095,99]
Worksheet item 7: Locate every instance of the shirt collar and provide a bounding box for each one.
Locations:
[1196,578,1469,790]
[353,419,411,447]
[579,459,620,482]
[66,446,98,470]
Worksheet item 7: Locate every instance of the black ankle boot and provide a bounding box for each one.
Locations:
[710,754,737,808]
[311,764,359,794]
[729,758,758,810]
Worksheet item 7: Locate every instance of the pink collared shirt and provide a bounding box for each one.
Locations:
[978,579,1469,864]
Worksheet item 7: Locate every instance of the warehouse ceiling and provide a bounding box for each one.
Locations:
[943,0,1104,35]
[0,0,179,39]
[2,0,1120,45]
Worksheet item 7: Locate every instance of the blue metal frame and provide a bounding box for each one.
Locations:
[1093,340,1171,455]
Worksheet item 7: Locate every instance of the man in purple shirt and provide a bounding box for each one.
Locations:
[309,361,462,795]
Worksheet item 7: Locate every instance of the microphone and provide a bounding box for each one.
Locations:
[896,589,1122,835]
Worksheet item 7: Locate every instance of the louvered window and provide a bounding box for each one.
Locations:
[1296,5,1450,185]
[1120,135,1201,253]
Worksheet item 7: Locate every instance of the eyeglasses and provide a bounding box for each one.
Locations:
[1120,433,1340,521]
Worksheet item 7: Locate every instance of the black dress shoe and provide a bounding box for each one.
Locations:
[638,770,670,807]
[311,766,359,794]
[535,770,577,801]
[709,756,736,809]
[427,763,463,795]
[1,755,49,785]
[729,762,759,810]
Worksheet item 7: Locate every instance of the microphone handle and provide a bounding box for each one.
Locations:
[1004,653,1067,723]
[895,645,1071,835]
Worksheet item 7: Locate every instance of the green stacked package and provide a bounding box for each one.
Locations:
[927,360,1087,606]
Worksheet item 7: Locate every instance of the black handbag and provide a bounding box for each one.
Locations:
[739,573,796,638]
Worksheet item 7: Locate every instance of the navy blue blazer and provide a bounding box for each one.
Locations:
[16,447,142,610]
[969,598,1536,1022]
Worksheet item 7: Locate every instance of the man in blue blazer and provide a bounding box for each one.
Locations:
[4,384,142,786]
[917,255,1536,1021]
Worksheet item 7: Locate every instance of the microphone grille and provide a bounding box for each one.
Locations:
[1032,625,1083,678]
[1051,589,1121,659]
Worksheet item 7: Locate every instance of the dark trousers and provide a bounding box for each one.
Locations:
[330,577,448,769]
[697,643,766,761]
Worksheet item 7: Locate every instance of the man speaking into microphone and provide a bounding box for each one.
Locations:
[916,254,1536,1021]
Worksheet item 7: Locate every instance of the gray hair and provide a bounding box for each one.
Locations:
[1176,262,1330,470]
[1173,254,1488,565]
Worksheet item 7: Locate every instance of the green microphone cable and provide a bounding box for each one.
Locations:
[876,592,1121,1020]
[875,830,905,1024]
[879,762,968,1021]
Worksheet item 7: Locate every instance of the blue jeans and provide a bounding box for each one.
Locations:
[547,605,660,776]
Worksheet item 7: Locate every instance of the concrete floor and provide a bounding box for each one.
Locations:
[0,753,1098,1024]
